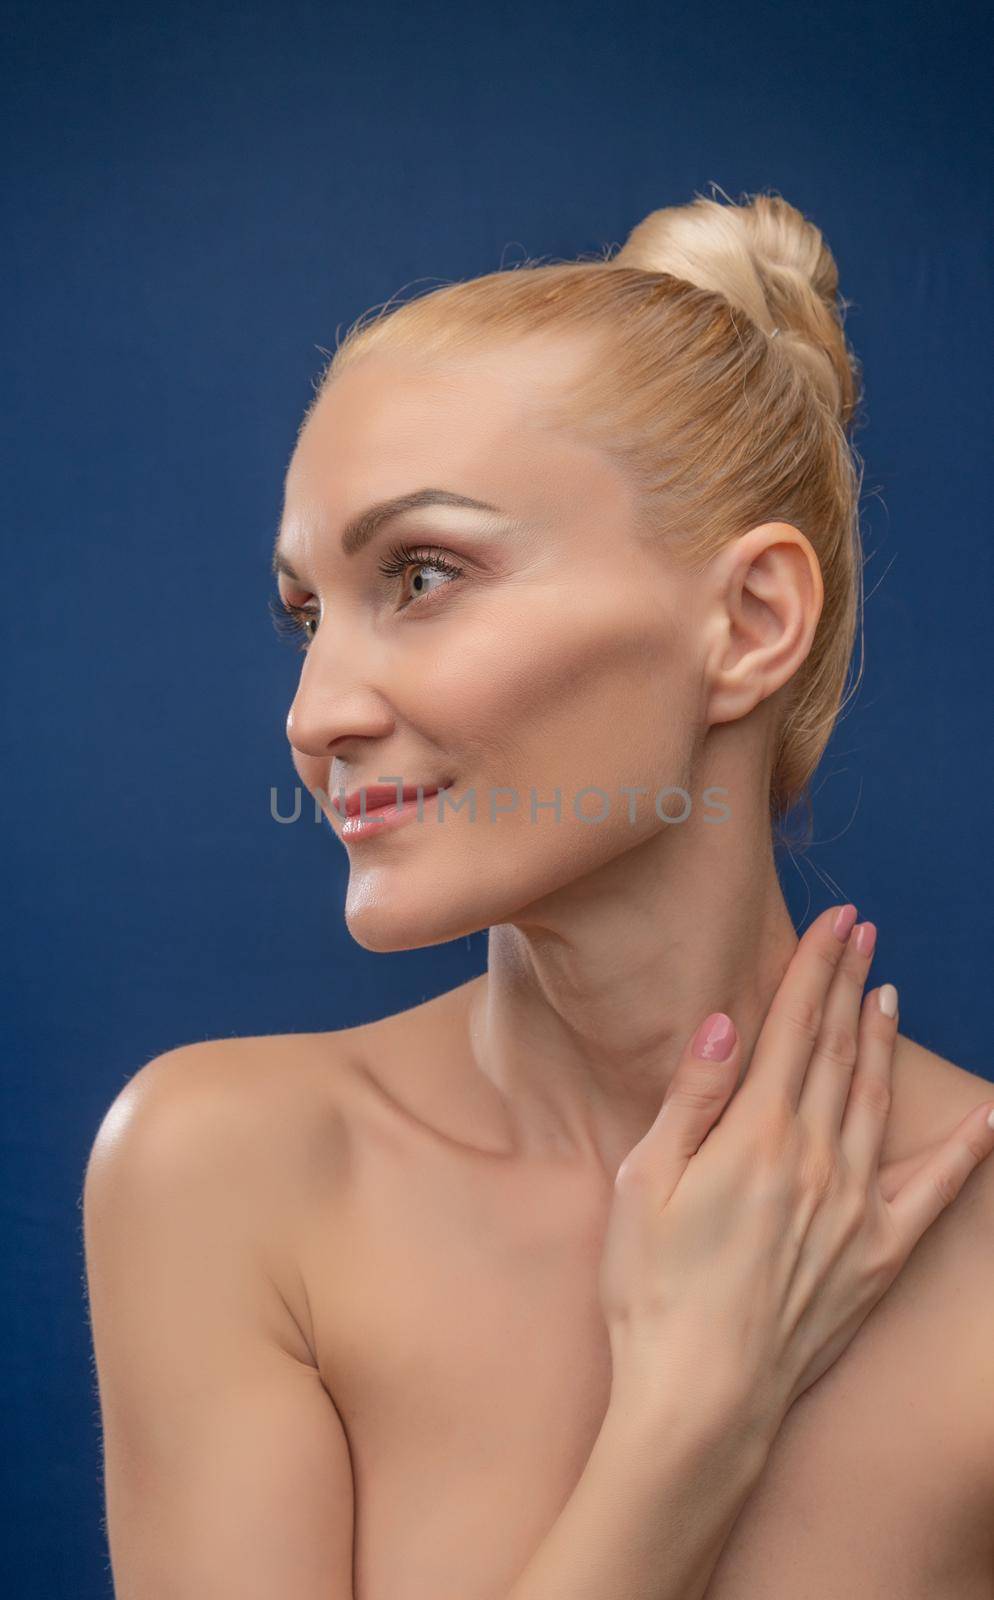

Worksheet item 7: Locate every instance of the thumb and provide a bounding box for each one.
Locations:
[627,1012,740,1207]
[877,1149,923,1204]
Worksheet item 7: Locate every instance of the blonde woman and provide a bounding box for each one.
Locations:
[84,192,994,1599]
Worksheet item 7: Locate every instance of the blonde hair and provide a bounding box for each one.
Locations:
[312,187,867,841]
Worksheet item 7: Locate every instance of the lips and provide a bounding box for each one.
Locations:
[342,782,442,818]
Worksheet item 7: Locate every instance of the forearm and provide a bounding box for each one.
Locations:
[502,1391,775,1600]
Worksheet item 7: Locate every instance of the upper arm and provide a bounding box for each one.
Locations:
[83,1047,356,1600]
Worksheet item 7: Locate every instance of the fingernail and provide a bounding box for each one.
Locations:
[692,1012,736,1061]
[833,904,858,941]
[878,983,898,1018]
[986,1107,994,1131]
[853,922,877,958]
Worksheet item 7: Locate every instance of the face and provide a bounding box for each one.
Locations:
[275,332,712,951]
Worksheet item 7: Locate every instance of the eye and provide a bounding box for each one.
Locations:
[268,542,464,653]
[377,541,465,609]
[269,594,318,653]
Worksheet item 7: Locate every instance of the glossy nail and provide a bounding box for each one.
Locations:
[692,1012,736,1062]
[833,904,858,941]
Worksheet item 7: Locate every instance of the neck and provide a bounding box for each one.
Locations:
[467,794,801,1181]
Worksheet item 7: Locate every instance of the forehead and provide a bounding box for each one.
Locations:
[284,331,606,515]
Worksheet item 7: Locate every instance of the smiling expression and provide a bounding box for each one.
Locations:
[273,332,713,951]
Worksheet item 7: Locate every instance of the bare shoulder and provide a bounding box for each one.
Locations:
[890,1030,994,1219]
[86,1028,366,1192]
[888,1032,994,1435]
[83,981,480,1216]
[83,1033,365,1596]
[83,1027,376,1369]
[304,977,499,1148]
[891,1027,994,1149]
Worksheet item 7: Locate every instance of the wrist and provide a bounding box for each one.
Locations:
[605,1361,782,1479]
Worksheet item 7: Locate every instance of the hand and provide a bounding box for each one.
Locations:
[598,904,994,1438]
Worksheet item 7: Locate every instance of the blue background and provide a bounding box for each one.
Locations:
[3,0,992,1591]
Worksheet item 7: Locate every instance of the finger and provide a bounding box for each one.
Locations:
[797,921,877,1138]
[840,982,899,1183]
[745,903,859,1111]
[880,1127,984,1203]
[886,1100,994,1250]
[624,1012,739,1207]
[878,1148,928,1205]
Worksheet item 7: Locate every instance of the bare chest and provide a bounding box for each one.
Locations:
[304,1134,992,1600]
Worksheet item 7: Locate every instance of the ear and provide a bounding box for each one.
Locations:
[703,522,824,728]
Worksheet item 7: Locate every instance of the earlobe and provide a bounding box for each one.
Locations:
[704,523,824,728]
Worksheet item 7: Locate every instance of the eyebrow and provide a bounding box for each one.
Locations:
[271,487,505,581]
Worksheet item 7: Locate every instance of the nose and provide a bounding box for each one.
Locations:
[284,634,395,759]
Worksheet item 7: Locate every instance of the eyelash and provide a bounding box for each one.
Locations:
[268,541,465,652]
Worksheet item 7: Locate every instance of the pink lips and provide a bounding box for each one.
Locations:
[342,783,438,817]
[338,782,447,842]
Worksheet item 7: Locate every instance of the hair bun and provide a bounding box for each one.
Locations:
[612,187,863,431]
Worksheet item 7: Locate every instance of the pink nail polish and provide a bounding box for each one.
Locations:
[692,1012,736,1061]
[833,904,858,941]
[853,922,876,957]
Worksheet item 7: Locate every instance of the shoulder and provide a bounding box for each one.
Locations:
[888,1034,994,1440]
[87,1030,360,1186]
[83,1029,368,1279]
[83,1030,369,1367]
[889,1031,992,1151]
[84,977,483,1203]
[888,1031,994,1220]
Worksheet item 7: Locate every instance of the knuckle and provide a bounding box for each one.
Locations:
[817,1022,859,1069]
[751,1096,795,1162]
[837,956,868,991]
[782,996,823,1045]
[930,1165,961,1209]
[811,937,842,976]
[667,1068,730,1112]
[798,1139,840,1201]
[746,1158,791,1211]
[846,1071,892,1119]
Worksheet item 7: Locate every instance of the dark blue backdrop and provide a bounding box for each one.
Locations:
[3,0,992,1592]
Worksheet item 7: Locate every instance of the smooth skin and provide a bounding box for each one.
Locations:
[501,904,994,1600]
[85,332,994,1598]
[602,904,994,1428]
[83,911,994,1600]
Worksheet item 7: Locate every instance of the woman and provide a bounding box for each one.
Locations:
[83,191,994,1599]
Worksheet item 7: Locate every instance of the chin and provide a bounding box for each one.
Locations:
[342,882,492,953]
[340,826,636,952]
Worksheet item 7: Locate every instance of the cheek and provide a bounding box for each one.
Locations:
[419,592,699,799]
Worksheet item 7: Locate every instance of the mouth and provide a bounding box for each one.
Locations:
[334,778,457,843]
[342,781,447,818]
